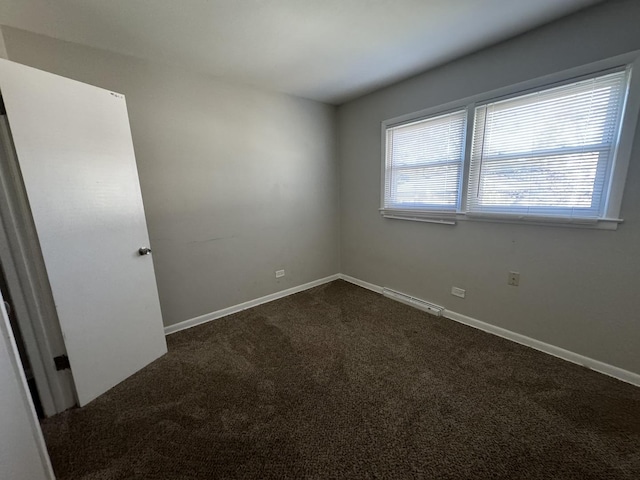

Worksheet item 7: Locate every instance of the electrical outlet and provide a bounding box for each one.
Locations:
[508,271,520,286]
[275,269,285,278]
[451,286,466,298]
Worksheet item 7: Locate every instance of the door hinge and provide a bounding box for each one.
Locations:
[53,355,70,371]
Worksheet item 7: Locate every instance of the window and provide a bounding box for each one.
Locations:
[384,110,466,218]
[468,70,629,220]
[381,54,640,229]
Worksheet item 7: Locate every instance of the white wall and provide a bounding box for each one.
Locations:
[338,0,640,375]
[1,26,341,328]
[0,293,52,480]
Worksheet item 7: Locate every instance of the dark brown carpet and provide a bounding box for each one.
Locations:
[41,280,640,479]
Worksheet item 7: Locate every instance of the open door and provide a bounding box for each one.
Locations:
[0,59,167,406]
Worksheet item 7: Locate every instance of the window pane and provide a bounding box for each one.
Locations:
[392,163,461,206]
[476,152,600,208]
[482,87,619,156]
[390,115,465,166]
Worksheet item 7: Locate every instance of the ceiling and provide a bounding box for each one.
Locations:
[0,0,600,104]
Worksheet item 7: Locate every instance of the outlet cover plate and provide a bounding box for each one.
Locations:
[451,286,466,298]
[275,269,285,278]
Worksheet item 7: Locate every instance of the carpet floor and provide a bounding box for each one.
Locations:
[41,280,640,479]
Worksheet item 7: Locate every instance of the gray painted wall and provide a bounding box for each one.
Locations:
[338,0,640,375]
[2,26,340,328]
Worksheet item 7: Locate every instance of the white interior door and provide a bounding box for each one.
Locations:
[0,59,167,406]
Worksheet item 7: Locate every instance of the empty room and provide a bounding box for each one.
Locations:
[1,0,639,479]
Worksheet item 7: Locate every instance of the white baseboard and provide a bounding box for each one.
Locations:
[340,275,640,388]
[164,274,341,335]
[339,274,383,294]
[164,272,640,388]
[443,309,640,387]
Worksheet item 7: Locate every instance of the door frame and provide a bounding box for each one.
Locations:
[0,287,55,479]
[0,112,76,416]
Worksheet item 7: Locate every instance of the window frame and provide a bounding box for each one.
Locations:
[380,51,640,230]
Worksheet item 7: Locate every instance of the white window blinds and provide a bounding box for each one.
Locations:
[468,69,630,219]
[384,110,466,214]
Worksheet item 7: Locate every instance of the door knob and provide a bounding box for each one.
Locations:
[138,247,152,256]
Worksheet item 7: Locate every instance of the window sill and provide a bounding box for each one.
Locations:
[379,208,457,225]
[380,208,623,230]
[463,212,623,230]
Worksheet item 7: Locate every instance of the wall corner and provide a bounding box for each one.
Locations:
[0,27,8,60]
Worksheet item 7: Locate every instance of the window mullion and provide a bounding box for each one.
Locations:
[459,105,475,213]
